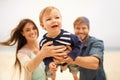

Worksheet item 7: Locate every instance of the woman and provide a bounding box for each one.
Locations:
[0,18,66,80]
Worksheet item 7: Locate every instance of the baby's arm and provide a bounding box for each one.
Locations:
[68,34,82,60]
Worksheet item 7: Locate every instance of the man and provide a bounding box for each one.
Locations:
[65,16,106,80]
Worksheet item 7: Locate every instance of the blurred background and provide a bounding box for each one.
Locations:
[0,0,120,80]
[0,0,120,50]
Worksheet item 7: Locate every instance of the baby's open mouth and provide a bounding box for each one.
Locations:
[51,25,58,28]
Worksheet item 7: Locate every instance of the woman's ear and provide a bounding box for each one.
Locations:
[21,31,25,36]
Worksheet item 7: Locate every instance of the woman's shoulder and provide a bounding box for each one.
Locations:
[18,45,31,56]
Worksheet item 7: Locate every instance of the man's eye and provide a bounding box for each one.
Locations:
[56,17,59,19]
[33,27,36,30]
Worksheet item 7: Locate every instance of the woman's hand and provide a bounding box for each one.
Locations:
[40,41,67,58]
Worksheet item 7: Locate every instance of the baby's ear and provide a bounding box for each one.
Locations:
[40,23,45,29]
[40,23,43,27]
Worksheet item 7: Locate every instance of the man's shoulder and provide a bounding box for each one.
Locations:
[88,36,104,45]
[89,36,103,42]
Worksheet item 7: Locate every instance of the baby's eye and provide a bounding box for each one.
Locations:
[46,18,51,21]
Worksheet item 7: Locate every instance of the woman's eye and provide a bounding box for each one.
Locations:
[26,29,30,32]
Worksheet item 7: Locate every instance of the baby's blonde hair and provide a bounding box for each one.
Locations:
[39,6,61,24]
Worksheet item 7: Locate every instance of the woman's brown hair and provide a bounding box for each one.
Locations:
[0,18,39,74]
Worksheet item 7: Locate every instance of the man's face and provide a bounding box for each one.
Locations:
[74,24,89,41]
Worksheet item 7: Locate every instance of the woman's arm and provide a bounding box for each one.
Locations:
[19,41,66,72]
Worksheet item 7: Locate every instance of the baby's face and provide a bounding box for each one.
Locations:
[42,9,62,37]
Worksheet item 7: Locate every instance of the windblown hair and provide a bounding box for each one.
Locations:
[0,18,39,74]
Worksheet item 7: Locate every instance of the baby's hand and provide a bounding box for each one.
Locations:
[49,62,58,74]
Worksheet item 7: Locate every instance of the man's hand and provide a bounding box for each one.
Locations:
[64,56,74,64]
[65,45,72,54]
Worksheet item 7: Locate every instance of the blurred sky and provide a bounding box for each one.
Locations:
[0,0,120,49]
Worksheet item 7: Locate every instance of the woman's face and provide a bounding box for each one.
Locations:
[21,23,38,42]
[74,24,89,41]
